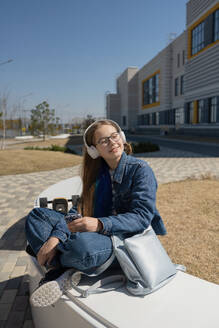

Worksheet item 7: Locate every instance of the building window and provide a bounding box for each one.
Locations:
[175,77,179,96]
[214,9,219,41]
[188,4,219,59]
[177,53,180,67]
[210,97,217,123]
[198,99,204,123]
[175,108,184,124]
[122,115,127,126]
[192,22,205,55]
[180,75,184,95]
[142,71,160,108]
[188,102,194,123]
[156,112,159,125]
[182,50,185,65]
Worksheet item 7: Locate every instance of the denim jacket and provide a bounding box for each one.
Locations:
[69,152,166,236]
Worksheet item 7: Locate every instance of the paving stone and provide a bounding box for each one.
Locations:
[5,277,22,290]
[1,263,16,273]
[16,257,29,267]
[23,321,34,328]
[0,273,10,283]
[10,266,26,278]
[4,311,25,328]
[11,295,28,312]
[17,280,29,297]
[0,281,7,298]
[0,289,17,304]
[0,303,12,320]
[0,320,6,328]
[24,305,32,321]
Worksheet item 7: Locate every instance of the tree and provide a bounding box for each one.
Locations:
[30,101,55,140]
[83,114,95,129]
[0,92,9,149]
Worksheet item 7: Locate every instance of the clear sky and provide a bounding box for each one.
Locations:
[0,0,188,122]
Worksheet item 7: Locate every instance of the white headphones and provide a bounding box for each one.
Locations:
[83,119,126,159]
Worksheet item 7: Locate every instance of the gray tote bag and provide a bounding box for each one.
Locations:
[112,226,186,296]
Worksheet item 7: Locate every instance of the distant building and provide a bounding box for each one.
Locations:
[106,0,219,136]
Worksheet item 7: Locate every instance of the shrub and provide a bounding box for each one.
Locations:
[131,142,159,153]
[24,144,77,154]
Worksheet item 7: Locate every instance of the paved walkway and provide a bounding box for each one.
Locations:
[0,146,219,328]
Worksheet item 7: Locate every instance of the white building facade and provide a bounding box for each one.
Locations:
[106,0,219,136]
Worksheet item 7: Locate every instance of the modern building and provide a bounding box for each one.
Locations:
[106,0,219,136]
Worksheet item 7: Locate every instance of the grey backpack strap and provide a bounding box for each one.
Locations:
[69,250,126,297]
[71,274,126,298]
[175,264,186,272]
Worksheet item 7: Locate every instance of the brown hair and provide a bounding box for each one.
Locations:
[80,120,132,216]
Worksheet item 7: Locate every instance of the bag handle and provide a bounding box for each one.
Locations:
[68,250,126,298]
[71,274,126,298]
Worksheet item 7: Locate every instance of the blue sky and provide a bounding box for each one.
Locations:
[0,0,187,122]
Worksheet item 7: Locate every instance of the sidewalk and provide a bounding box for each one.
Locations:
[0,149,219,327]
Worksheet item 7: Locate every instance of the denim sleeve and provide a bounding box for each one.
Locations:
[68,205,79,215]
[98,164,158,235]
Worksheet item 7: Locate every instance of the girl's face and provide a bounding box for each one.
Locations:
[94,124,124,166]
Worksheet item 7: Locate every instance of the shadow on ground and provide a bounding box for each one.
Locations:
[0,217,27,251]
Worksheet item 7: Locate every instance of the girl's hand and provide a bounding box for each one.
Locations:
[37,237,59,266]
[67,217,103,233]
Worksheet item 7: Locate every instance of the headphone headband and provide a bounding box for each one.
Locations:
[83,119,126,159]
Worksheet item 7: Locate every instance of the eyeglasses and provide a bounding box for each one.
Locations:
[96,132,121,146]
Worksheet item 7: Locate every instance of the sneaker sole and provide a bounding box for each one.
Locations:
[30,280,63,307]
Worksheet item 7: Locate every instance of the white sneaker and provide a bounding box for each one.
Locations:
[30,269,80,307]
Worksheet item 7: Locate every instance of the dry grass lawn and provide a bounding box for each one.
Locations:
[0,137,82,175]
[157,179,219,284]
[0,149,82,175]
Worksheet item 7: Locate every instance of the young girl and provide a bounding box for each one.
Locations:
[25,119,166,307]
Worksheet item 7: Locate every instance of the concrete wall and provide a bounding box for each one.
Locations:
[106,94,121,125]
[116,67,138,129]
[128,72,139,129]
[171,32,186,109]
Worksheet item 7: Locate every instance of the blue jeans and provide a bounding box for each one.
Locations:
[25,207,113,271]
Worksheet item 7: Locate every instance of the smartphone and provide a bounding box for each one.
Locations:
[64,213,82,223]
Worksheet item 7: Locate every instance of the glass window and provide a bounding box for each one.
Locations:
[122,116,126,126]
[156,112,159,125]
[149,79,153,104]
[192,21,205,55]
[182,50,185,65]
[155,74,159,102]
[175,77,179,96]
[180,75,184,95]
[188,102,194,123]
[175,108,184,124]
[142,73,159,106]
[214,10,219,41]
[210,97,217,123]
[198,99,204,123]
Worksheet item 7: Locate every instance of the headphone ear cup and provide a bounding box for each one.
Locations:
[86,145,100,159]
[120,131,126,143]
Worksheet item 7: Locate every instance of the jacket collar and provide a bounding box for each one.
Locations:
[113,152,127,184]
